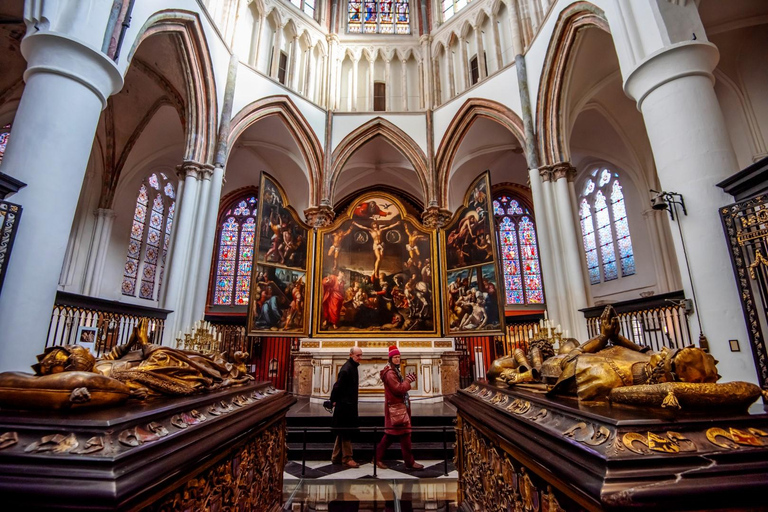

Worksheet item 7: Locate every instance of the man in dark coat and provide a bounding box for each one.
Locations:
[330,346,362,467]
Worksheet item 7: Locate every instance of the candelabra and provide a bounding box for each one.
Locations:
[528,311,568,351]
[175,320,222,355]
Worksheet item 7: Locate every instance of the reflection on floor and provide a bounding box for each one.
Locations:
[283,460,458,511]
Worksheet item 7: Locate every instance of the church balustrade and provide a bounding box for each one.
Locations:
[47,291,169,356]
[580,291,692,352]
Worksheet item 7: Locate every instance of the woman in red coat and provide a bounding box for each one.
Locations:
[375,345,424,470]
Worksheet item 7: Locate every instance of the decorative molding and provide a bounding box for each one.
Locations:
[303,204,335,227]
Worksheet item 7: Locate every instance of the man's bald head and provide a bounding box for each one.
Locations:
[350,347,363,362]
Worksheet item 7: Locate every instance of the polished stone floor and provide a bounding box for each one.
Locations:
[283,460,458,511]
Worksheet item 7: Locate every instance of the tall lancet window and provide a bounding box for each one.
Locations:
[348,1,410,34]
[442,0,473,22]
[579,168,635,284]
[288,0,316,17]
[122,173,176,300]
[211,194,258,306]
[493,194,544,305]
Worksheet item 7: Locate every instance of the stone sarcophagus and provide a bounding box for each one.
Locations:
[0,381,295,511]
[449,381,768,511]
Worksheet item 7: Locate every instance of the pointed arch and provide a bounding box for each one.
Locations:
[535,2,609,166]
[327,118,430,205]
[130,10,218,165]
[228,95,323,206]
[435,98,526,207]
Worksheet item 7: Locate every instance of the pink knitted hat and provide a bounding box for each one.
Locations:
[388,345,400,358]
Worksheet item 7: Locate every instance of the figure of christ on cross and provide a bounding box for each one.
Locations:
[352,220,401,282]
[327,225,354,271]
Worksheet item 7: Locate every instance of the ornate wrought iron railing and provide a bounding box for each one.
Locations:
[580,291,692,352]
[0,200,22,293]
[47,291,170,356]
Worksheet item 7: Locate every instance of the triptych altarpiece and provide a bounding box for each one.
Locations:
[247,171,506,338]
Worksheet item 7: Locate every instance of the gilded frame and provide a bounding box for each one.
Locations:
[312,191,440,338]
[246,172,314,337]
[440,171,507,336]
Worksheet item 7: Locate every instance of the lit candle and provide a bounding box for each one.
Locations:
[544,310,548,320]
[564,329,569,338]
[539,319,544,329]
[557,324,561,333]
[177,330,182,340]
[528,329,533,338]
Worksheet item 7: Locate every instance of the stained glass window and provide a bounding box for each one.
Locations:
[578,168,636,284]
[122,173,176,300]
[0,124,10,164]
[348,1,410,34]
[212,194,258,306]
[442,0,472,22]
[493,193,544,305]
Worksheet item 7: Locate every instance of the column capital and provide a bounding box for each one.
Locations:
[419,35,431,46]
[327,33,340,44]
[421,206,452,229]
[550,162,577,182]
[624,41,719,111]
[539,167,553,182]
[94,208,117,219]
[304,205,335,227]
[175,161,213,180]
[21,32,123,109]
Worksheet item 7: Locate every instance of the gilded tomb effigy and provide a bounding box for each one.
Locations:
[451,306,768,511]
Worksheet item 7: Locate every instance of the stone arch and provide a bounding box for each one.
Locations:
[435,98,526,207]
[228,95,324,206]
[129,10,218,165]
[327,118,430,206]
[535,1,609,167]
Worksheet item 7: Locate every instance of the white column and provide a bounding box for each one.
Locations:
[305,45,315,98]
[528,168,560,325]
[384,58,391,111]
[490,14,502,71]
[509,4,524,56]
[289,35,301,90]
[250,13,265,68]
[270,26,283,78]
[161,162,202,342]
[433,57,442,107]
[552,166,588,340]
[459,36,470,90]
[474,26,487,80]
[83,208,116,296]
[191,166,226,321]
[420,35,433,110]
[401,59,409,111]
[624,41,754,382]
[179,167,213,330]
[351,57,359,111]
[0,32,122,372]
[368,58,375,111]
[540,171,569,331]
[447,47,456,98]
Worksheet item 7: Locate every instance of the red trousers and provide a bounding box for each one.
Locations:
[376,433,415,467]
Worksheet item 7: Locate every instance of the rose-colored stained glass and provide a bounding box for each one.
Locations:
[148,173,160,190]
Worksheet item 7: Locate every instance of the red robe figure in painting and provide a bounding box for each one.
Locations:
[375,345,423,470]
[322,270,345,328]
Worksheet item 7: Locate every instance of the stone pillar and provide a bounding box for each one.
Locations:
[368,57,375,111]
[447,45,456,98]
[289,35,301,90]
[433,57,442,107]
[292,352,314,396]
[509,4,524,56]
[326,34,339,109]
[552,163,588,340]
[401,59,408,111]
[474,26,487,80]
[249,13,265,69]
[302,45,313,97]
[539,169,569,331]
[351,57,359,111]
[179,165,213,330]
[420,35,433,110]
[384,57,391,111]
[0,31,123,372]
[624,41,754,382]
[83,208,116,296]
[270,26,283,78]
[490,13,503,71]
[528,169,561,326]
[459,36,470,90]
[440,351,461,395]
[161,162,202,342]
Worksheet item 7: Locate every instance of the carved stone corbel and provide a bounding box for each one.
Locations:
[303,205,335,228]
[421,206,452,228]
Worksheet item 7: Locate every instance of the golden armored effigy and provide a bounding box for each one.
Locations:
[450,307,768,511]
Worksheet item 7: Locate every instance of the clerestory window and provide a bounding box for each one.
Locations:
[348,1,411,34]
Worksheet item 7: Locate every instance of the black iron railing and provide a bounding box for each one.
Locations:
[580,291,692,351]
[47,291,170,356]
